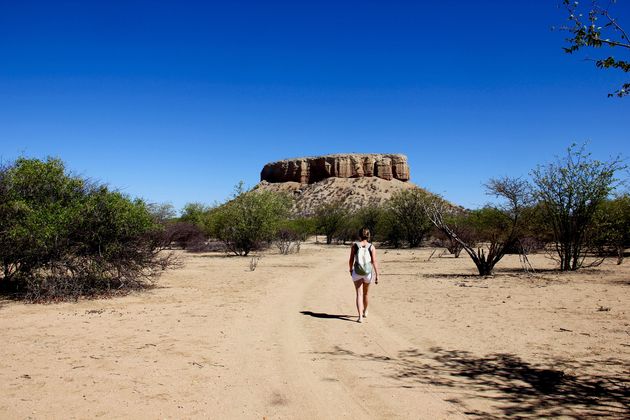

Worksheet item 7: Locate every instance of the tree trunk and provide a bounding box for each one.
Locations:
[469,248,496,276]
[475,261,494,276]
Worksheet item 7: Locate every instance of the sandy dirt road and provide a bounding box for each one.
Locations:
[216,247,465,419]
[1,243,628,419]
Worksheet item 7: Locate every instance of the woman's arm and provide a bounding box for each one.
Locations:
[370,246,379,284]
[348,245,355,274]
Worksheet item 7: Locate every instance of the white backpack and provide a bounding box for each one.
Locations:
[354,242,373,276]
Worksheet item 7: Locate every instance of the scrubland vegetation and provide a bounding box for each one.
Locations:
[175,144,627,277]
[1,145,627,301]
[0,158,176,302]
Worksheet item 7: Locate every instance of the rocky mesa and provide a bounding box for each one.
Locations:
[260,153,410,184]
[256,153,419,216]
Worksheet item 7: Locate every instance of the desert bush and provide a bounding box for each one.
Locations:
[274,228,301,255]
[432,212,474,257]
[382,189,433,248]
[283,217,316,241]
[592,194,630,264]
[249,256,261,271]
[532,144,625,270]
[515,236,547,255]
[353,204,385,241]
[211,182,290,256]
[314,200,348,245]
[180,202,212,229]
[148,202,177,224]
[336,212,362,244]
[163,221,207,250]
[148,203,211,252]
[0,158,84,284]
[425,177,531,276]
[378,210,405,248]
[0,157,175,301]
[516,203,554,248]
[273,216,316,254]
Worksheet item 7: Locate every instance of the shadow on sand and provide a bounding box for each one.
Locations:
[300,311,356,322]
[314,346,629,418]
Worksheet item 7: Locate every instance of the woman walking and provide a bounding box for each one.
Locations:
[348,228,379,323]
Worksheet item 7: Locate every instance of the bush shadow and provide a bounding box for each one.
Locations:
[419,273,484,279]
[315,346,629,418]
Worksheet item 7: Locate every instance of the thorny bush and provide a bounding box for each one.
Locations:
[0,158,176,302]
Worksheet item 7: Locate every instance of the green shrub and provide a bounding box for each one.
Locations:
[180,202,212,228]
[0,158,174,301]
[280,217,316,241]
[353,205,384,242]
[210,183,290,256]
[592,195,630,264]
[314,200,348,245]
[382,189,433,248]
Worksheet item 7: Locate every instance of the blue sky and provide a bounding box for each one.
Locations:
[1,0,628,210]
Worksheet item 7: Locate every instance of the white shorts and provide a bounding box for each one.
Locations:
[351,270,373,283]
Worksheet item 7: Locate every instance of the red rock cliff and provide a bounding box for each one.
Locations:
[260,154,410,184]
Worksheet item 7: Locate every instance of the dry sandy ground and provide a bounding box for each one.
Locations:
[1,242,628,419]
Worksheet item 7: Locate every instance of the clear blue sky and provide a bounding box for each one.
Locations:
[1,0,628,211]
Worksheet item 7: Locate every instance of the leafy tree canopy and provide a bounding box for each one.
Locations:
[560,0,629,97]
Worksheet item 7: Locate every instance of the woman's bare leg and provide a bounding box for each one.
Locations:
[363,281,370,316]
[353,280,363,322]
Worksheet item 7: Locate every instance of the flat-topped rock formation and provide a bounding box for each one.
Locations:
[260,153,410,184]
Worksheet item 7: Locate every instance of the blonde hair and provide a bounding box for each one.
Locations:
[359,228,371,241]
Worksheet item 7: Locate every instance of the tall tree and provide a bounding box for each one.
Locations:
[531,144,625,270]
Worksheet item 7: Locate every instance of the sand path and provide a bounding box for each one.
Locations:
[221,250,463,419]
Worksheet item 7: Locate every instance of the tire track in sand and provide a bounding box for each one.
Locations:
[211,246,463,419]
[236,247,466,419]
[292,248,466,419]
